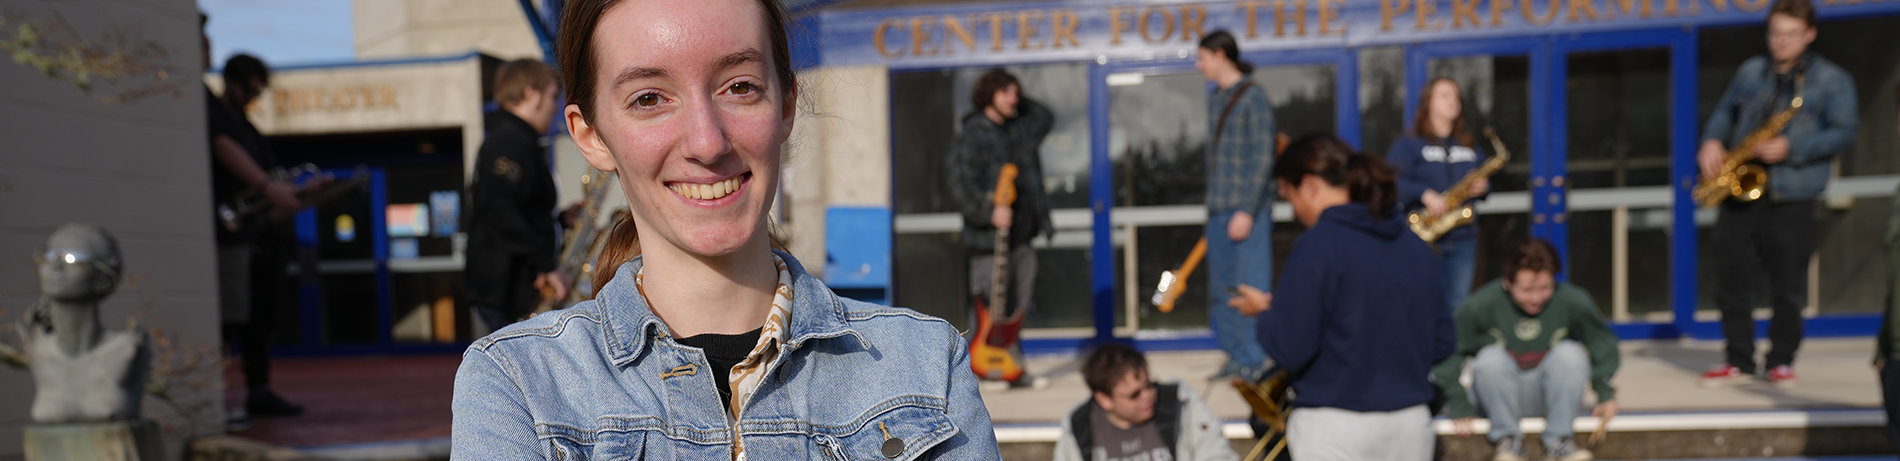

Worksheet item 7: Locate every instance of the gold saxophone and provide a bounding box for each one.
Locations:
[1693,96,1802,207]
[1408,128,1511,243]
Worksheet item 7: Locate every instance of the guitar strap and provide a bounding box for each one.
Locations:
[1211,81,1257,152]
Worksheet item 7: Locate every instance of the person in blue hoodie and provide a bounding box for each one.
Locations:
[1386,77,1490,310]
[1229,134,1456,461]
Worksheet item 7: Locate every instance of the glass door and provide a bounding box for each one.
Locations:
[1089,50,1354,345]
[1550,29,1696,332]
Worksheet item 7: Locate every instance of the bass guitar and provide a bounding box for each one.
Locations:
[970,163,1024,382]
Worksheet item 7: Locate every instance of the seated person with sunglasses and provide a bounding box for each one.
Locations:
[19,223,150,424]
[1055,342,1238,461]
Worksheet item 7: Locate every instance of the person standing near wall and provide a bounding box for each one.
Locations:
[207,51,304,417]
[1697,0,1859,389]
[947,69,1056,388]
[1388,78,1490,309]
[465,59,566,333]
[1196,30,1277,382]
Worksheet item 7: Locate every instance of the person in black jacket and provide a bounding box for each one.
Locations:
[466,59,565,333]
[946,69,1055,388]
[208,48,304,417]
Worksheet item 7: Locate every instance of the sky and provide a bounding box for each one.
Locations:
[200,0,355,69]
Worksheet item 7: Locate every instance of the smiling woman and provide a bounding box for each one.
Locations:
[448,0,1000,459]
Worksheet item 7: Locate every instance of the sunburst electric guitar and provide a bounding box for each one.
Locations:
[971,164,1024,382]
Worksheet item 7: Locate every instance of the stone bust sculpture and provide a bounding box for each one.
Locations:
[21,223,149,423]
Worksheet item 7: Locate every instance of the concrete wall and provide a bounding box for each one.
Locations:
[0,0,225,459]
[354,0,545,62]
[785,65,893,275]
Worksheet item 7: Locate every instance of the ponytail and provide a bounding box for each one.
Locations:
[589,211,796,295]
[1273,133,1399,219]
[1343,154,1397,218]
[592,212,642,295]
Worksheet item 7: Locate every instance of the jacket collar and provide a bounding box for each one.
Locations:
[597,250,866,366]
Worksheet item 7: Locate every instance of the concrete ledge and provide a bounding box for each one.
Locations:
[186,435,332,461]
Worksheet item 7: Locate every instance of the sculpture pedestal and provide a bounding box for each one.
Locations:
[22,420,164,461]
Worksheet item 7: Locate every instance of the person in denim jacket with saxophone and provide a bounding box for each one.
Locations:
[449,0,998,458]
[1696,0,1859,389]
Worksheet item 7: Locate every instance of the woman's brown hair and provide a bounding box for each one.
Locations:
[1272,133,1399,218]
[1411,77,1473,147]
[557,0,798,294]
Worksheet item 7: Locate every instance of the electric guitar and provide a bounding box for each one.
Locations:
[970,163,1024,382]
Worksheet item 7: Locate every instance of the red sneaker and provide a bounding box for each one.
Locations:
[1699,363,1751,388]
[1766,365,1797,389]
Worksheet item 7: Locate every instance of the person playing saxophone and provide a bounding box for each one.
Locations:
[1696,0,1858,389]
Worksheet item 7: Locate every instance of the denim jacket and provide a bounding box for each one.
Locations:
[1702,53,1859,202]
[451,251,999,460]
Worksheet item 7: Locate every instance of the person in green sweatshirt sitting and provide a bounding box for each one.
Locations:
[1432,238,1621,461]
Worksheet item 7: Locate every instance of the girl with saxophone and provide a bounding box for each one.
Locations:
[1387,78,1492,310]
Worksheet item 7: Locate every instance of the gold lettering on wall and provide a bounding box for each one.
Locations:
[874,18,904,58]
[1523,0,1561,25]
[1417,0,1442,30]
[1052,10,1082,47]
[910,16,940,56]
[1140,5,1177,43]
[1612,0,1655,18]
[944,15,977,54]
[1181,4,1210,41]
[268,85,398,116]
[1018,10,1046,50]
[982,13,1009,51]
[1237,1,1265,37]
[1382,0,1412,31]
[1493,0,1516,26]
[1109,6,1134,44]
[1569,0,1602,21]
[1320,0,1347,34]
[1734,0,1771,11]
[1453,0,1482,27]
[1275,0,1291,35]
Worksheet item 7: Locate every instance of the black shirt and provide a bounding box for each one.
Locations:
[675,327,764,414]
[206,86,280,245]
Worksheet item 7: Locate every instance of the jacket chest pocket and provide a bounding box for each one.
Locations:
[550,430,655,461]
[817,406,957,461]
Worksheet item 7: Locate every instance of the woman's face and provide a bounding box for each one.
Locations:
[569,0,794,259]
[1428,80,1461,124]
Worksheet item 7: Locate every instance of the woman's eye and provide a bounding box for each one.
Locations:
[730,82,757,95]
[633,93,662,108]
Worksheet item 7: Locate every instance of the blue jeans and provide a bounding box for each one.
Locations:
[1207,209,1272,375]
[1471,341,1591,446]
[1439,237,1477,310]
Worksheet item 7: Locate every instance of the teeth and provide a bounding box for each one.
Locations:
[671,176,743,201]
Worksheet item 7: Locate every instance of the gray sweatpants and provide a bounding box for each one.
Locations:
[1287,404,1433,461]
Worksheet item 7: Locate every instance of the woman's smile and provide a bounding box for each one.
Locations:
[666,171,751,203]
